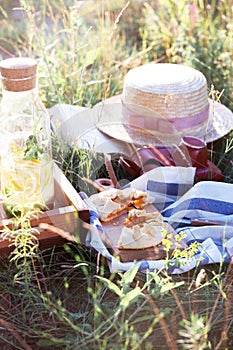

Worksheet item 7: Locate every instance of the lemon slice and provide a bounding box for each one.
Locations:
[4,159,41,194]
[1,157,54,214]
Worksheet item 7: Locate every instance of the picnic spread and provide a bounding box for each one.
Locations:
[49,62,233,274]
[48,62,233,274]
[81,179,233,274]
[2,58,233,274]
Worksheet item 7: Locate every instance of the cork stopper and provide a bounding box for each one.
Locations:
[0,57,37,92]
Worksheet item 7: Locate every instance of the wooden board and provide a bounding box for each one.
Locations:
[0,163,90,257]
[102,204,187,262]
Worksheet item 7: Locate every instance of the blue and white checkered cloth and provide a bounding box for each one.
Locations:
[82,167,233,274]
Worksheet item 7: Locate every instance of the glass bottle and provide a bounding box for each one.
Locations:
[0,57,54,217]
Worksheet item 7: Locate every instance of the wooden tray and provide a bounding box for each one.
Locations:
[0,163,90,257]
[102,204,187,262]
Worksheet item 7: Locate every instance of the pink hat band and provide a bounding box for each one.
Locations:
[122,103,209,134]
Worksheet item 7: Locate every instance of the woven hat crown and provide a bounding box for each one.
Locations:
[122,63,209,119]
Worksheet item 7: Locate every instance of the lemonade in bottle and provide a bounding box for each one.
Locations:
[0,57,54,216]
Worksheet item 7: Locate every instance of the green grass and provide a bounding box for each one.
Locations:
[0,0,233,349]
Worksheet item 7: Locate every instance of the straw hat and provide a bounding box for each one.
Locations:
[97,63,233,146]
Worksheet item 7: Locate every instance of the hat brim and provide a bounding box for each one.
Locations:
[96,98,233,146]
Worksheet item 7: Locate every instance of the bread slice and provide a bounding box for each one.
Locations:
[118,209,166,250]
[89,187,154,222]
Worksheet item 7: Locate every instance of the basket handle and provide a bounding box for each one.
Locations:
[104,154,121,189]
[118,157,142,177]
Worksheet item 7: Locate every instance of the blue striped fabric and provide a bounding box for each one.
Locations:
[147,180,191,198]
[130,166,196,211]
[162,181,233,224]
[163,198,233,218]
